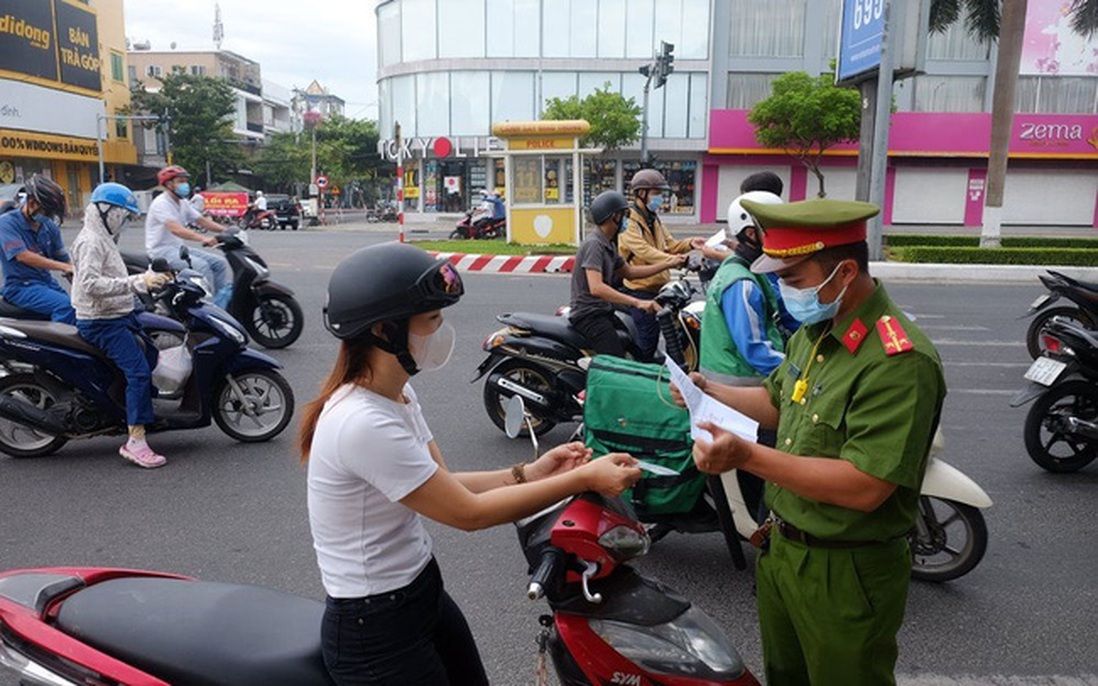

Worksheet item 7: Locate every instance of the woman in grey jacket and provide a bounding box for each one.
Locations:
[71,183,172,468]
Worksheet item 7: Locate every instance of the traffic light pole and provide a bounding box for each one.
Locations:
[639,72,653,167]
[637,42,673,169]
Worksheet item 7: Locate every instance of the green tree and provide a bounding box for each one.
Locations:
[129,73,243,183]
[542,84,642,151]
[748,71,861,198]
[929,0,1098,246]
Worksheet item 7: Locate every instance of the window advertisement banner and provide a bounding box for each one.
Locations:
[0,80,102,139]
[200,192,249,218]
[0,0,100,94]
[1021,1,1098,75]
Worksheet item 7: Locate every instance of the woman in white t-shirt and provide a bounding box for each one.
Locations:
[300,243,641,685]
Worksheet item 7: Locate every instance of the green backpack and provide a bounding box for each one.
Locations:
[584,355,706,516]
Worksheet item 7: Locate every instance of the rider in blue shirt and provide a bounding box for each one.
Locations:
[0,175,75,323]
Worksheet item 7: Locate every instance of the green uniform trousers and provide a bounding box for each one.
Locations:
[756,532,911,686]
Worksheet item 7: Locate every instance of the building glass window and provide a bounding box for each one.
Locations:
[569,0,597,58]
[486,0,539,57]
[584,159,618,205]
[688,73,708,139]
[417,72,450,134]
[378,79,392,135]
[541,72,577,110]
[662,75,689,138]
[114,118,128,139]
[110,53,124,82]
[190,65,207,76]
[171,65,185,75]
[625,0,655,58]
[654,0,683,57]
[542,2,570,58]
[127,65,137,85]
[579,73,620,98]
[727,73,776,109]
[597,0,627,58]
[926,16,990,61]
[729,0,806,57]
[491,71,535,123]
[390,75,416,136]
[451,71,491,135]
[512,156,543,204]
[680,0,711,59]
[1034,77,1098,114]
[439,0,485,59]
[911,75,986,112]
[544,157,569,203]
[402,0,437,62]
[378,1,402,67]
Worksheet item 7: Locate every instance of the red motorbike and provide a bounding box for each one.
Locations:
[0,490,757,686]
[238,207,277,231]
[450,209,505,240]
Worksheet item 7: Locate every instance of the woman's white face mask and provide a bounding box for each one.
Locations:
[408,321,455,373]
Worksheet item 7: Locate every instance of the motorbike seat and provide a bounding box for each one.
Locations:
[0,319,113,363]
[120,250,150,273]
[0,297,50,321]
[499,312,592,350]
[55,577,334,686]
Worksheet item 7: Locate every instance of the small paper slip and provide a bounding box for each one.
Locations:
[664,358,759,443]
[635,459,680,477]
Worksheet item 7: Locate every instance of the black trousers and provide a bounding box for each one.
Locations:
[571,310,626,357]
[321,558,488,685]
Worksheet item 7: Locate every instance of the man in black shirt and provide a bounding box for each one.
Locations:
[569,191,684,357]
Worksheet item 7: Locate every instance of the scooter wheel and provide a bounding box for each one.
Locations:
[0,374,68,458]
[449,229,464,240]
[1025,307,1094,359]
[213,370,295,442]
[482,359,557,437]
[244,294,304,350]
[909,497,988,582]
[1023,379,1098,472]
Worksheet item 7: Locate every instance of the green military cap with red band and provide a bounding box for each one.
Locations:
[742,198,881,274]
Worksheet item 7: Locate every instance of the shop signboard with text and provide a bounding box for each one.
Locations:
[378,135,503,161]
[0,0,101,94]
[200,192,249,218]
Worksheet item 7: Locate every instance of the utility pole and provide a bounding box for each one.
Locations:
[96,113,160,184]
[637,41,675,167]
[395,121,404,243]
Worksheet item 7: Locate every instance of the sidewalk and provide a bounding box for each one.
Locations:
[313,219,1098,283]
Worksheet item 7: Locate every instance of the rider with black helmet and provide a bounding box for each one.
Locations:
[569,190,684,357]
[0,174,76,323]
[618,168,711,360]
[300,242,641,685]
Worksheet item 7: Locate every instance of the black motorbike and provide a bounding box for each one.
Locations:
[122,231,303,349]
[1011,315,1098,472]
[473,267,702,437]
[1022,270,1098,359]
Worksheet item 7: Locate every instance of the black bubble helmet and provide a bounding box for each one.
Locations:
[323,242,464,340]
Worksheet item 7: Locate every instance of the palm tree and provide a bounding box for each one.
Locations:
[929,0,1098,247]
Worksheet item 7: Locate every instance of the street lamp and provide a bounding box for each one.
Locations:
[303,109,322,186]
[96,113,162,185]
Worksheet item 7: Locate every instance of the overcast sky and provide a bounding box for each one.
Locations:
[124,0,380,119]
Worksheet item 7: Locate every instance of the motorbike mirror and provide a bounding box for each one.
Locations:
[503,395,539,459]
[178,246,192,267]
[150,257,172,273]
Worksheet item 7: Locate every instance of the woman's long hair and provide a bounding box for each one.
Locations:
[298,336,376,462]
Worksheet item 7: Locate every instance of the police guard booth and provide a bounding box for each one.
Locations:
[490,120,595,246]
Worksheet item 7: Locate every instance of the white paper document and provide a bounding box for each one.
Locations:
[664,358,759,443]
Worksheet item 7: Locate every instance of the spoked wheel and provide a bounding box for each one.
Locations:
[909,497,988,582]
[1023,379,1098,473]
[1026,307,1095,359]
[244,294,304,349]
[0,374,68,458]
[213,370,295,442]
[482,359,557,437]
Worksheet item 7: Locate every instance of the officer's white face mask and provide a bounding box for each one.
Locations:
[408,321,455,373]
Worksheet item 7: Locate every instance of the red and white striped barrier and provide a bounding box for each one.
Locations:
[432,252,575,274]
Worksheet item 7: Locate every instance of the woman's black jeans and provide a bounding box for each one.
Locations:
[321,558,489,685]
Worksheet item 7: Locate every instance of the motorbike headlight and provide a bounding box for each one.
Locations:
[590,605,747,680]
[209,314,247,345]
[597,524,649,561]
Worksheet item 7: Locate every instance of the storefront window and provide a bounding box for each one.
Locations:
[622,160,697,215]
[513,157,543,204]
[440,161,467,212]
[439,0,486,59]
[584,158,618,206]
[424,160,440,212]
[403,160,420,211]
[469,161,490,198]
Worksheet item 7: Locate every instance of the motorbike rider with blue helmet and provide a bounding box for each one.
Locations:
[0,174,76,323]
[71,182,173,468]
[300,242,641,685]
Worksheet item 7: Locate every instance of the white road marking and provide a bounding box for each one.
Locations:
[933,339,1027,347]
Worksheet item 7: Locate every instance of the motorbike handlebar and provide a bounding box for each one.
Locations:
[526,547,564,600]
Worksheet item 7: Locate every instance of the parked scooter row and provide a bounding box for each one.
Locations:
[1021,269,1098,359]
[121,228,304,349]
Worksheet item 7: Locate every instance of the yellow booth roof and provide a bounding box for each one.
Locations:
[492,120,591,138]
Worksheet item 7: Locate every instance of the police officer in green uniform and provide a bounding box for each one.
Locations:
[685,198,946,686]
